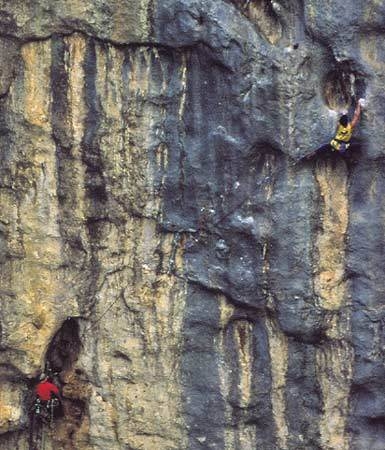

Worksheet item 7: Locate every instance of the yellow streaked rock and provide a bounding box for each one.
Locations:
[21,40,51,129]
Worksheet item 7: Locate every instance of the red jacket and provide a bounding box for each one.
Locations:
[36,381,59,401]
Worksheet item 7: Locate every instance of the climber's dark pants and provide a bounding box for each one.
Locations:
[309,141,356,158]
[303,143,333,160]
[317,143,333,154]
[319,142,349,154]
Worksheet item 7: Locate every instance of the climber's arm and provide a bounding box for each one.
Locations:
[351,99,365,129]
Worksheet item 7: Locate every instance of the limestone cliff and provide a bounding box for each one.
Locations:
[0,1,384,449]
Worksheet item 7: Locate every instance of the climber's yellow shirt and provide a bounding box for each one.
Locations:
[335,123,353,142]
[330,123,353,150]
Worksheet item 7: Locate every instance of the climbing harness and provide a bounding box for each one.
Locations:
[80,294,123,339]
[29,397,59,450]
[330,138,350,153]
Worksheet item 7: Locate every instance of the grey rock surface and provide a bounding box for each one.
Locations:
[0,1,384,449]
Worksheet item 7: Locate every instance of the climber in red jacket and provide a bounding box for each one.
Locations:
[30,374,62,449]
[35,373,61,402]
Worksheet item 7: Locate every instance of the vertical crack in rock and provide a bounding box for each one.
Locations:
[186,290,277,449]
[233,319,254,409]
[226,315,275,449]
[83,38,107,211]
[0,37,19,98]
[225,317,257,448]
[314,158,348,311]
[178,53,188,121]
[51,35,72,151]
[260,153,289,449]
[265,316,289,449]
[314,158,353,450]
[268,162,322,449]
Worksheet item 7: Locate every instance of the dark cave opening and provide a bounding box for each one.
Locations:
[323,64,367,111]
[42,318,90,446]
[45,317,81,376]
[323,68,353,111]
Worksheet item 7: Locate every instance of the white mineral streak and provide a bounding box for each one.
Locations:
[178,53,188,119]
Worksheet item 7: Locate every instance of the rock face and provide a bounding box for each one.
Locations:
[0,1,384,449]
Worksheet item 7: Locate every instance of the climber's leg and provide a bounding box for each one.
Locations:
[343,141,361,165]
[302,143,331,161]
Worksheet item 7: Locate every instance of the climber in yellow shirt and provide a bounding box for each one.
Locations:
[303,98,365,160]
[329,98,364,153]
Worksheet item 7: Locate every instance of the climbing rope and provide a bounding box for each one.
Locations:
[41,425,46,450]
[80,293,123,339]
[29,398,57,450]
